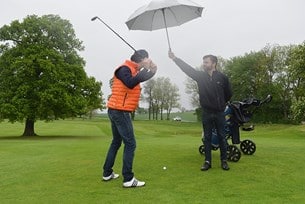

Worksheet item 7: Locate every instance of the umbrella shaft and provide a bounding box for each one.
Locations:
[162,9,171,50]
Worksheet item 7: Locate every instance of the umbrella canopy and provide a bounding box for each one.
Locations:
[126,0,203,30]
[126,0,204,49]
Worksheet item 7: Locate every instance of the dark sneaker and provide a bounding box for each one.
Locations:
[102,172,119,181]
[123,177,145,188]
[201,161,211,171]
[221,161,230,170]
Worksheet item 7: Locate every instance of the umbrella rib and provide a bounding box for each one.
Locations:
[150,10,158,31]
[168,7,179,25]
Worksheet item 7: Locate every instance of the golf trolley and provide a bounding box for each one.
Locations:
[198,95,272,162]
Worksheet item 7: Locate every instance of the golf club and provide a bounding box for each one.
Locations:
[91,16,136,52]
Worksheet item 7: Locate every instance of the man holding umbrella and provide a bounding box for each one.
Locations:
[168,51,232,171]
[102,50,157,187]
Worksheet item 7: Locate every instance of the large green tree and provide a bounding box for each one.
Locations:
[225,44,304,123]
[261,44,294,121]
[0,15,103,136]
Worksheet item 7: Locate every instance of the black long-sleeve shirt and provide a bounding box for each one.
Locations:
[173,58,232,112]
[115,66,155,89]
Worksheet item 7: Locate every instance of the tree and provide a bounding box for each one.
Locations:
[216,56,229,72]
[261,44,295,121]
[0,15,103,136]
[143,79,155,120]
[151,78,162,120]
[225,52,264,100]
[288,42,305,122]
[185,73,202,122]
[163,79,180,120]
[289,42,305,100]
[185,76,199,108]
[224,44,305,123]
[83,78,104,119]
[291,97,305,123]
[143,77,180,120]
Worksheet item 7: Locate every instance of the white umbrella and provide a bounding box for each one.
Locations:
[126,0,204,50]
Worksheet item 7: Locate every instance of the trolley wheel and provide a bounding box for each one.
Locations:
[199,145,205,155]
[240,139,256,155]
[227,145,241,162]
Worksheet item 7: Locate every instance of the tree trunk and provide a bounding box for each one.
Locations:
[166,109,171,120]
[22,118,37,136]
[89,110,93,119]
[160,107,163,120]
[152,105,156,120]
[148,103,152,120]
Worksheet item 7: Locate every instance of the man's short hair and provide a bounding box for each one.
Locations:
[131,49,149,63]
[203,55,218,66]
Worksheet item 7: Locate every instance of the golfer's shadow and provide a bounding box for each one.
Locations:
[0,135,101,140]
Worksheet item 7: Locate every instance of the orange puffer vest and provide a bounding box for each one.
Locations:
[107,60,141,112]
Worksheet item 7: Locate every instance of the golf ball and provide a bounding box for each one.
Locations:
[163,166,167,170]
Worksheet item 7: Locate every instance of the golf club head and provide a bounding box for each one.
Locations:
[91,16,98,21]
[90,16,137,52]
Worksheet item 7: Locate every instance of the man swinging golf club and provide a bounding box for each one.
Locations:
[102,50,157,187]
[168,50,232,171]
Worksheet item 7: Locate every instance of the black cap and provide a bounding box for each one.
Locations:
[130,49,149,63]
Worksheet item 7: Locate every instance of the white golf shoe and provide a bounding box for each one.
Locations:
[102,172,119,181]
[123,177,145,188]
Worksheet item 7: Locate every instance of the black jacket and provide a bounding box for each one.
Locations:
[173,58,232,112]
[115,66,155,89]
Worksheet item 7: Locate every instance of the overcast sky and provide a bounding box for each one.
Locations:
[1,0,305,109]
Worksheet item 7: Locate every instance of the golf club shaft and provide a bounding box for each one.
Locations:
[91,16,136,52]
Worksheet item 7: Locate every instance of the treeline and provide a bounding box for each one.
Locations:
[225,43,305,123]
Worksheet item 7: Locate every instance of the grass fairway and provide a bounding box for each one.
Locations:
[0,119,304,203]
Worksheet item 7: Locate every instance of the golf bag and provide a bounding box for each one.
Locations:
[198,95,272,162]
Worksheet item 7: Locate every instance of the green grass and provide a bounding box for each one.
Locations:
[98,111,198,122]
[135,111,197,122]
[0,119,304,203]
